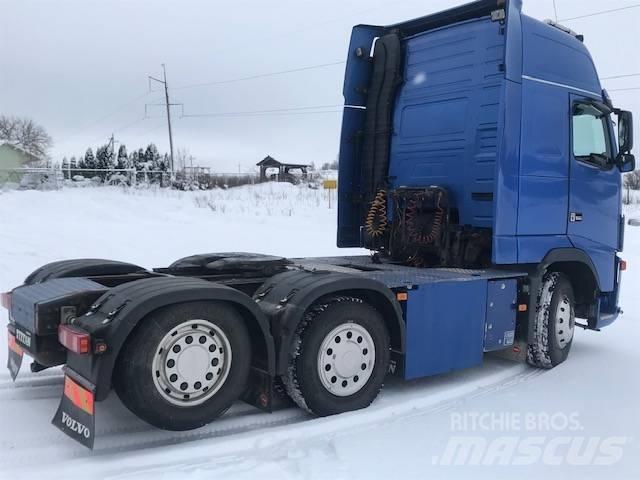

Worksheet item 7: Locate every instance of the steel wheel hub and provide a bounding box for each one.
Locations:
[318,322,375,397]
[152,319,232,406]
[555,296,574,349]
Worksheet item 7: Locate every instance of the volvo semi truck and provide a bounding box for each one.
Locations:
[2,0,635,448]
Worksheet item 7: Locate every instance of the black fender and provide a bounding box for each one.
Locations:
[254,269,405,376]
[69,277,275,401]
[24,259,147,285]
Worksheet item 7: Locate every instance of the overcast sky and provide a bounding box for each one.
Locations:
[1,0,639,171]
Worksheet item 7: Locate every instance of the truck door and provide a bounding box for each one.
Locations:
[567,96,621,289]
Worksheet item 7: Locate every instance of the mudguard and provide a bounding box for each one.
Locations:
[52,371,96,449]
[254,269,405,376]
[24,259,147,285]
[67,276,275,401]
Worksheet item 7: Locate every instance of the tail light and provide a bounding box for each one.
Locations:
[1,292,11,310]
[58,324,91,354]
[620,259,627,272]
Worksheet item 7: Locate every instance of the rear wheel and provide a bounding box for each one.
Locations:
[113,301,251,430]
[283,296,390,416]
[527,272,575,368]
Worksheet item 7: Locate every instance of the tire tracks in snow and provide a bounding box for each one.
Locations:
[0,360,544,471]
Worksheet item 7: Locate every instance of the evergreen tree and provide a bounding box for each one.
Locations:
[130,150,139,170]
[83,148,96,169]
[144,143,160,170]
[116,145,128,169]
[136,148,145,171]
[95,144,115,170]
[159,153,170,172]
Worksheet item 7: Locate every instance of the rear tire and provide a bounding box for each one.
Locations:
[527,272,575,368]
[283,296,390,416]
[113,301,251,430]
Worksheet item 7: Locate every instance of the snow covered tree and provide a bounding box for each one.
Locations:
[116,145,128,169]
[158,153,170,172]
[135,148,145,171]
[144,143,160,170]
[95,144,115,171]
[82,148,96,169]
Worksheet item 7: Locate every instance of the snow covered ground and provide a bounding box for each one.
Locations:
[0,185,638,479]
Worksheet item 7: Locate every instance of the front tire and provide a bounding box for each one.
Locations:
[113,301,251,430]
[283,296,390,416]
[527,272,575,368]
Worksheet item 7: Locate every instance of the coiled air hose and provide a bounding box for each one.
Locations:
[365,189,388,239]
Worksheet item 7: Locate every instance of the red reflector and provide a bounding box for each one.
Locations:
[1,292,11,311]
[8,333,23,355]
[58,324,91,354]
[64,376,94,415]
[620,259,627,272]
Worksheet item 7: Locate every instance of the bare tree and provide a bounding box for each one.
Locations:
[624,171,640,190]
[0,115,52,158]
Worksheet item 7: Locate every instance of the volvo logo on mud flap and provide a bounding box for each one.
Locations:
[15,329,31,348]
[61,411,91,439]
[53,382,96,449]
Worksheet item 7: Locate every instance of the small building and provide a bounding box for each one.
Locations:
[0,143,43,183]
[257,155,309,183]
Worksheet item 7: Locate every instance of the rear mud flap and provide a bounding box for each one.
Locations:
[7,332,23,381]
[52,375,96,449]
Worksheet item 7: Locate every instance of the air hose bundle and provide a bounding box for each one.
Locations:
[405,190,445,245]
[365,189,388,238]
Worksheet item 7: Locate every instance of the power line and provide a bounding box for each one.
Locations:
[172,61,346,90]
[552,0,559,22]
[608,86,640,92]
[601,73,640,80]
[182,104,345,118]
[186,110,343,118]
[559,4,640,22]
[65,91,151,138]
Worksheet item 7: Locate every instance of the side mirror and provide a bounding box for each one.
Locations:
[617,110,634,154]
[618,153,636,173]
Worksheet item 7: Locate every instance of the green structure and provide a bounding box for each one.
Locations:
[0,143,42,183]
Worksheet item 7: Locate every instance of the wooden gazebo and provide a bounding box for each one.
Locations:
[257,155,309,182]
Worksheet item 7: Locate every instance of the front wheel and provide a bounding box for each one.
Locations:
[527,272,575,368]
[113,301,251,430]
[283,296,390,416]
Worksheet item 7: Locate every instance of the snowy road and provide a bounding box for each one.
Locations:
[0,186,638,479]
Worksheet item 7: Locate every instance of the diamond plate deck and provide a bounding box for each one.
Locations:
[293,256,526,288]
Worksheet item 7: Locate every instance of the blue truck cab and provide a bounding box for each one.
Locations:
[3,0,636,449]
[338,0,634,335]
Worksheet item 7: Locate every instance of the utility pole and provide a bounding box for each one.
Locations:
[148,64,180,174]
[107,134,119,156]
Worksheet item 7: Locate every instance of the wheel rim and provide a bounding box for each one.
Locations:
[317,322,375,397]
[152,319,232,406]
[555,296,574,349]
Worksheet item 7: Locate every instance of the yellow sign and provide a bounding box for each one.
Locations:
[323,179,337,189]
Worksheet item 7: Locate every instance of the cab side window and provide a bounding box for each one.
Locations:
[572,103,612,168]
